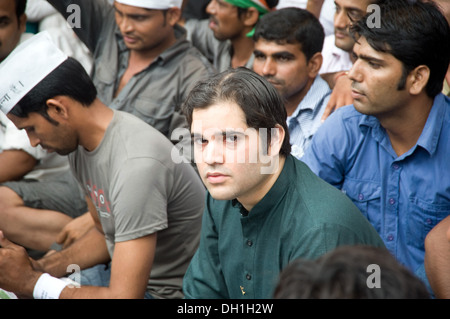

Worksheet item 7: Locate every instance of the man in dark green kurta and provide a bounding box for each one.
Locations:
[182,67,385,299]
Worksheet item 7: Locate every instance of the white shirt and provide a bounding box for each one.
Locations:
[319,34,353,74]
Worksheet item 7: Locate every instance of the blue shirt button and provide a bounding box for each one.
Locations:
[387,234,394,241]
[389,198,396,205]
[358,193,364,201]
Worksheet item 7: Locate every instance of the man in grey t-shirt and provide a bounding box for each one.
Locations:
[0,33,204,299]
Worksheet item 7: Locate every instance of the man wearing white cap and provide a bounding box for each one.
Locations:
[182,0,279,72]
[47,0,213,152]
[0,32,205,299]
[35,0,213,253]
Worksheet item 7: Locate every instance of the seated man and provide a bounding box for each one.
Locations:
[302,0,450,281]
[182,0,279,71]
[319,0,380,120]
[252,7,330,158]
[0,32,205,299]
[182,67,385,299]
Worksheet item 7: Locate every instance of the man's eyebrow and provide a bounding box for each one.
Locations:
[254,49,295,59]
[0,16,12,23]
[353,52,385,64]
[272,51,296,59]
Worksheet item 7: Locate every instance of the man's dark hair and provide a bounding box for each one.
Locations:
[253,7,324,62]
[274,245,430,299]
[10,57,97,122]
[351,0,450,98]
[15,0,27,22]
[182,67,291,157]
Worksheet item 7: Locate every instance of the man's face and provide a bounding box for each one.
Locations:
[206,0,246,41]
[333,0,372,52]
[191,101,277,205]
[253,39,313,107]
[348,37,410,120]
[114,2,175,52]
[7,111,78,156]
[0,0,26,62]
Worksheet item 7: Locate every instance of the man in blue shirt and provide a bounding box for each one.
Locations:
[302,0,450,277]
[252,7,331,159]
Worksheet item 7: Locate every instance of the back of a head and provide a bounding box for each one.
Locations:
[351,0,450,98]
[253,7,325,61]
[274,246,430,299]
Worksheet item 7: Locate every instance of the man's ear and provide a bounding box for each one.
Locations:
[18,14,27,34]
[46,97,70,121]
[241,7,259,28]
[305,52,323,78]
[268,124,285,157]
[167,7,182,26]
[408,65,430,95]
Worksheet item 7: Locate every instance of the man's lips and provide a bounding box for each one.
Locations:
[209,18,218,29]
[351,87,366,99]
[206,172,228,184]
[123,35,138,44]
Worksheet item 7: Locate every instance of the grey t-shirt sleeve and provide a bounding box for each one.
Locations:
[110,157,171,243]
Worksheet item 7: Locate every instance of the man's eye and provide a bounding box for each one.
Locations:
[276,56,291,62]
[254,53,266,60]
[225,135,239,144]
[368,61,381,69]
[193,137,207,145]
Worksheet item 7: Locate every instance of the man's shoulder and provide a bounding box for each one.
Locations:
[322,105,370,130]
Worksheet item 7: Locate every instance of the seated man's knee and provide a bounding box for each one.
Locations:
[0,186,24,211]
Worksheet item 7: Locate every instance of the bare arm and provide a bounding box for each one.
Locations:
[60,233,156,299]
[321,72,353,121]
[0,195,157,298]
[56,196,96,249]
[0,150,36,182]
[424,215,450,298]
[307,0,325,18]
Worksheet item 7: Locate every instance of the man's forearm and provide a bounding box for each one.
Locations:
[36,226,110,277]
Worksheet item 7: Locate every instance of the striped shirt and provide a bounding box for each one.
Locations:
[287,75,331,159]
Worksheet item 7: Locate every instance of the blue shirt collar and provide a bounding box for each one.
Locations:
[358,93,449,157]
[290,75,331,117]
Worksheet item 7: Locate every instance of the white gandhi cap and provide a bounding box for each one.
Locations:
[114,0,183,9]
[0,31,68,114]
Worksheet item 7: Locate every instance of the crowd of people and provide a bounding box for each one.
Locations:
[0,0,448,299]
